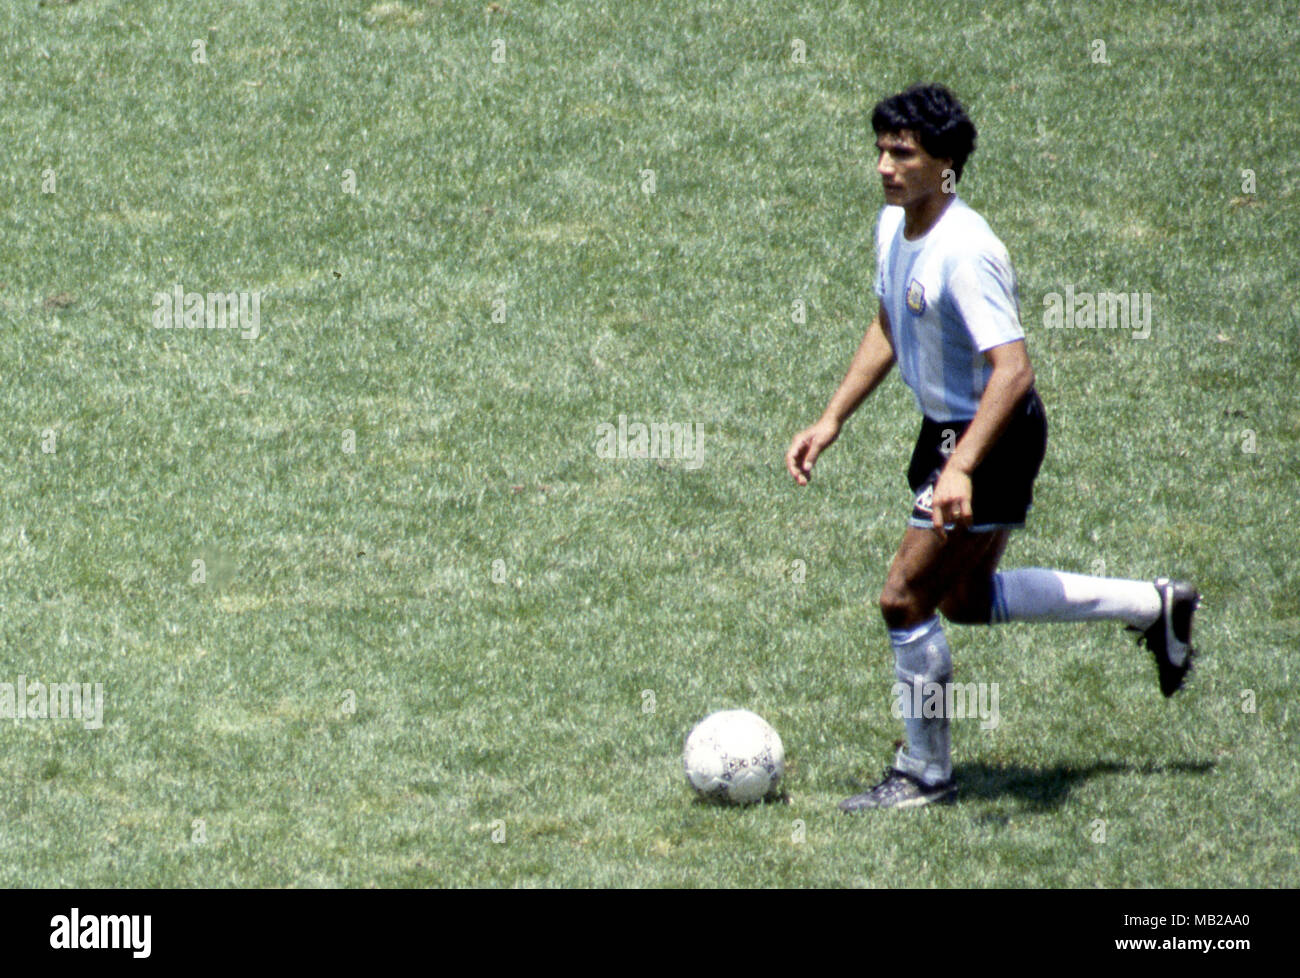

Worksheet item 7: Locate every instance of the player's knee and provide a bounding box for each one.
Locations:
[879,583,926,629]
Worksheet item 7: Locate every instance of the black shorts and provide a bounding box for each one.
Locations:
[907,388,1048,531]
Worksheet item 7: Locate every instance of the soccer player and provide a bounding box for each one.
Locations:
[785,83,1200,811]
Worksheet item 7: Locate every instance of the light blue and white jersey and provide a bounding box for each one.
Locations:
[874,197,1024,422]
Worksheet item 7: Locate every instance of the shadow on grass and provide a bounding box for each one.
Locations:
[689,789,793,808]
[949,759,1217,812]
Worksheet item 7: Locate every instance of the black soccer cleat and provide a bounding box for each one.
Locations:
[1130,577,1201,697]
[838,768,957,812]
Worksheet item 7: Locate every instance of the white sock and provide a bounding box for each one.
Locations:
[889,615,953,787]
[990,569,1160,629]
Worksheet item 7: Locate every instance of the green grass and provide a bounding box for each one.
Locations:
[0,0,1296,886]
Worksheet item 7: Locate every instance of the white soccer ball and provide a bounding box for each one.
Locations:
[682,709,785,804]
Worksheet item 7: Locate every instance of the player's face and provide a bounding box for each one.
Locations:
[875,130,952,208]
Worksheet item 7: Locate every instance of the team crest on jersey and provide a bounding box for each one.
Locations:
[906,278,926,314]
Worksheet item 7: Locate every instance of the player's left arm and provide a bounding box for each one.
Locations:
[930,339,1035,535]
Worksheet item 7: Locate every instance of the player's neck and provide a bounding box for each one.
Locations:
[902,191,956,240]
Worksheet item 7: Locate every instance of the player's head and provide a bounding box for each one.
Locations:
[871,84,977,183]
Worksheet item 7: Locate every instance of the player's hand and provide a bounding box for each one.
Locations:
[786,418,840,486]
[930,464,973,539]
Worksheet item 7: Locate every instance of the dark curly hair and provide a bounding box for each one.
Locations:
[871,84,978,182]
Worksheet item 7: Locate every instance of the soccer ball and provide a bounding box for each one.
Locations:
[682,709,784,804]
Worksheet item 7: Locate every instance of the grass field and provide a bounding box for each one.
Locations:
[0,0,1296,887]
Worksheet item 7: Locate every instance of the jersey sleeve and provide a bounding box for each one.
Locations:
[873,207,897,302]
[946,250,1024,351]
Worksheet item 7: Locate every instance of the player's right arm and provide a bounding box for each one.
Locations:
[786,304,895,486]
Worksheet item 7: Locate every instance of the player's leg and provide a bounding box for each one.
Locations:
[937,529,1011,624]
[939,530,1201,697]
[988,568,1159,628]
[879,524,1010,628]
[840,525,1005,812]
[988,569,1200,696]
[841,396,1032,813]
[932,526,1198,688]
[934,533,1184,638]
[884,527,1006,785]
[946,388,1199,695]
